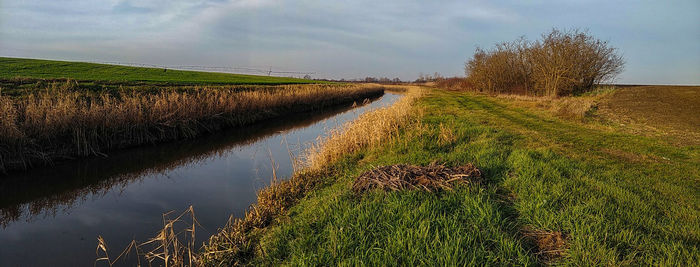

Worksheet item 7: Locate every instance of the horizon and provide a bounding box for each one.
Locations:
[1,0,699,84]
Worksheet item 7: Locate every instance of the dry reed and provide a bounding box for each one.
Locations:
[96,206,201,267]
[305,86,424,169]
[0,83,383,172]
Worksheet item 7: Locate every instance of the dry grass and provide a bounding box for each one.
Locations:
[352,162,481,193]
[496,86,615,119]
[305,86,424,169]
[521,227,569,263]
[438,122,456,145]
[200,86,423,265]
[0,82,383,172]
[96,206,201,266]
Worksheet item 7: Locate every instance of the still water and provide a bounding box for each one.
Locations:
[0,92,401,266]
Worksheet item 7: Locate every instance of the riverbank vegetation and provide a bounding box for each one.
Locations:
[202,87,697,265]
[0,83,384,172]
[91,85,698,265]
[200,86,424,265]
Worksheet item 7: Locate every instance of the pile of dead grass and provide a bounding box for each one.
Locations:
[353,163,481,193]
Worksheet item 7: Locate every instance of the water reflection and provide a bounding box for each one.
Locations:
[0,93,401,266]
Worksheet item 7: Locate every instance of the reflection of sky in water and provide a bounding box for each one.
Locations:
[0,93,401,266]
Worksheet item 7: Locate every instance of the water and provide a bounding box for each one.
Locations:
[0,93,402,266]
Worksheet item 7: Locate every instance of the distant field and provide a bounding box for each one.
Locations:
[0,57,322,86]
[599,85,700,145]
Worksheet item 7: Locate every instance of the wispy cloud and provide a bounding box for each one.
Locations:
[0,0,698,83]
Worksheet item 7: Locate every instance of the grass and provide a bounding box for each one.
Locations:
[206,87,698,265]
[0,57,322,89]
[0,83,384,172]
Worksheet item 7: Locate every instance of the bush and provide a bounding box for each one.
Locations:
[465,29,624,96]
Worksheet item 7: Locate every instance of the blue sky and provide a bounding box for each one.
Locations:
[1,0,698,83]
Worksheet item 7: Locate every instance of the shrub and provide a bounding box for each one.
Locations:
[465,29,624,96]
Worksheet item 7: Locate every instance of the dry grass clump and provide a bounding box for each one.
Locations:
[305,86,424,170]
[438,122,456,145]
[521,227,569,263]
[352,163,481,193]
[0,83,383,172]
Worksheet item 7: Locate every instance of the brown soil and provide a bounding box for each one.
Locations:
[352,163,481,193]
[598,85,700,145]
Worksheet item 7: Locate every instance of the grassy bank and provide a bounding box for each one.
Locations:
[0,83,384,172]
[203,87,698,265]
[200,86,424,265]
[0,57,321,88]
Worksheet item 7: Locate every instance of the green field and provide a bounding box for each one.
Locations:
[242,89,699,265]
[0,57,321,86]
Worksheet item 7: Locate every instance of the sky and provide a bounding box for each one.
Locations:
[1,0,698,84]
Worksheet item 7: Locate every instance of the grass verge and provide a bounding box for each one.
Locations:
[216,88,698,265]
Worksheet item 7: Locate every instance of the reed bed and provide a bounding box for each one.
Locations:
[0,83,383,172]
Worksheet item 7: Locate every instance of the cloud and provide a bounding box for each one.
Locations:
[112,1,154,14]
[0,0,698,83]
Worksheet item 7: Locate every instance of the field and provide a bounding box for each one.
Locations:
[0,57,319,85]
[598,85,700,145]
[0,57,323,95]
[203,86,699,265]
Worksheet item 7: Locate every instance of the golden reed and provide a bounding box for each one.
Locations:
[0,83,384,171]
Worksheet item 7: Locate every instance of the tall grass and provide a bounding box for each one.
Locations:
[306,86,424,169]
[0,83,383,172]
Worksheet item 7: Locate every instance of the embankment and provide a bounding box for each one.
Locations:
[200,85,423,265]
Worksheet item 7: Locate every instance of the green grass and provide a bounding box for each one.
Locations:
[247,89,699,265]
[0,57,322,85]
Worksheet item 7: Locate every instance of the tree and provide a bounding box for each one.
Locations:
[464,28,624,96]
